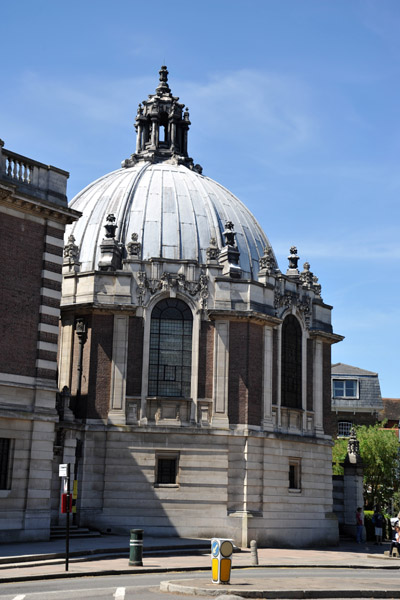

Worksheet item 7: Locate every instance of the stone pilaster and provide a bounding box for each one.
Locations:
[211,320,230,427]
[262,326,274,431]
[313,339,324,434]
[108,315,129,425]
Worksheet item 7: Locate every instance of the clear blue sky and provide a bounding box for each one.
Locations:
[2,0,399,396]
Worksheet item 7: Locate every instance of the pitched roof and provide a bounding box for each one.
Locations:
[331,363,378,376]
[380,398,400,421]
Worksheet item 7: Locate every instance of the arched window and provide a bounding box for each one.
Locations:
[148,298,193,397]
[281,315,302,409]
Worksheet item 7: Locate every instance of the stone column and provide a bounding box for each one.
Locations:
[190,312,201,423]
[262,326,274,431]
[276,325,282,428]
[108,315,129,425]
[170,122,176,150]
[136,124,142,153]
[313,339,324,434]
[211,320,230,428]
[58,317,74,390]
[151,118,157,149]
[343,430,364,539]
[302,332,308,432]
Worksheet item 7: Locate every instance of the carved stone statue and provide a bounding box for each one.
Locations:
[222,221,237,247]
[104,214,118,239]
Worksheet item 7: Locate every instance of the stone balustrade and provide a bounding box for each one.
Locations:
[0,139,69,206]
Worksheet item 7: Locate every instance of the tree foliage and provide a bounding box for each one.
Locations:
[332,423,399,508]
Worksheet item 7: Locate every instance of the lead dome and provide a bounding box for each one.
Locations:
[65,66,275,279]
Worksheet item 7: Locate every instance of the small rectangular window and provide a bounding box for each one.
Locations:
[333,379,358,398]
[0,438,13,490]
[289,458,301,491]
[338,421,352,437]
[155,453,179,487]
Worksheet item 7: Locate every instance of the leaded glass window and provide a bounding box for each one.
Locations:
[148,298,193,397]
[281,315,302,409]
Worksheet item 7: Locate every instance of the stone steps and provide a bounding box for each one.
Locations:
[50,526,102,539]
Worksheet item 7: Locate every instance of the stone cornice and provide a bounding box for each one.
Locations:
[207,309,281,326]
[308,329,344,344]
[0,182,80,224]
[60,302,137,315]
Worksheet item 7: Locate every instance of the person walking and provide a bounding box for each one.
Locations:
[390,525,400,557]
[356,507,364,543]
[372,507,384,545]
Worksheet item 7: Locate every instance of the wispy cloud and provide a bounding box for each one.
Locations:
[15,68,319,154]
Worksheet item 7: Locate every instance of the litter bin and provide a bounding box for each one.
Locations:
[129,529,143,566]
[211,537,233,584]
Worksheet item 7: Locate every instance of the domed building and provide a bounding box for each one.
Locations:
[57,67,342,547]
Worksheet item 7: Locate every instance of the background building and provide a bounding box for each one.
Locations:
[331,363,383,438]
[55,67,343,548]
[0,140,78,541]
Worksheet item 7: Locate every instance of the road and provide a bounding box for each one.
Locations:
[1,567,400,599]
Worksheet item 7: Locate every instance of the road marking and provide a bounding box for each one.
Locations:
[12,596,26,600]
[114,588,125,599]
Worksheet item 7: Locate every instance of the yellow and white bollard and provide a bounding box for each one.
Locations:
[211,538,234,584]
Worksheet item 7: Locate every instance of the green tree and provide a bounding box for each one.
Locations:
[332,423,399,508]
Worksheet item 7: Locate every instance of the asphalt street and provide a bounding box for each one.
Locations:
[2,567,400,599]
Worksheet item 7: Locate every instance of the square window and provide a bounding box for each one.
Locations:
[289,458,301,491]
[155,453,179,486]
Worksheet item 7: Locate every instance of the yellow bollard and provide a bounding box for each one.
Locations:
[211,538,234,584]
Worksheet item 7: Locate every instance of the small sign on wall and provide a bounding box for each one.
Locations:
[59,464,68,477]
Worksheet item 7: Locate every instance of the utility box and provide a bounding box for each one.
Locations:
[211,537,234,584]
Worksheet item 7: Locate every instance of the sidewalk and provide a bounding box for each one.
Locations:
[0,535,399,586]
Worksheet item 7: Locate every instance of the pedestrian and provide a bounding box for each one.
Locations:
[390,525,400,557]
[356,507,364,543]
[372,506,384,545]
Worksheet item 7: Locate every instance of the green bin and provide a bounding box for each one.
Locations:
[129,529,143,566]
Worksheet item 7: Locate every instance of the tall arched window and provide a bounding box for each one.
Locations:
[281,315,302,409]
[148,298,193,397]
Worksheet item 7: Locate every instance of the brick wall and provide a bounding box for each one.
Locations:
[87,314,114,420]
[69,313,114,419]
[126,316,144,396]
[228,321,262,425]
[197,321,214,399]
[0,212,44,377]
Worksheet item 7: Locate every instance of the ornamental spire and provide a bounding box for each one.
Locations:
[122,66,202,173]
[156,65,171,95]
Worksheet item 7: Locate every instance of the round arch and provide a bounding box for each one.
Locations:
[148,297,193,398]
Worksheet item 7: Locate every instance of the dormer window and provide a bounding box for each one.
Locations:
[333,379,358,398]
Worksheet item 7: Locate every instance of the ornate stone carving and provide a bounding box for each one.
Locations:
[63,234,80,273]
[347,427,360,457]
[299,262,322,298]
[288,246,299,269]
[259,246,277,274]
[206,237,220,263]
[63,234,79,260]
[104,214,117,239]
[126,232,141,258]
[274,289,312,327]
[222,220,237,247]
[135,270,209,308]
